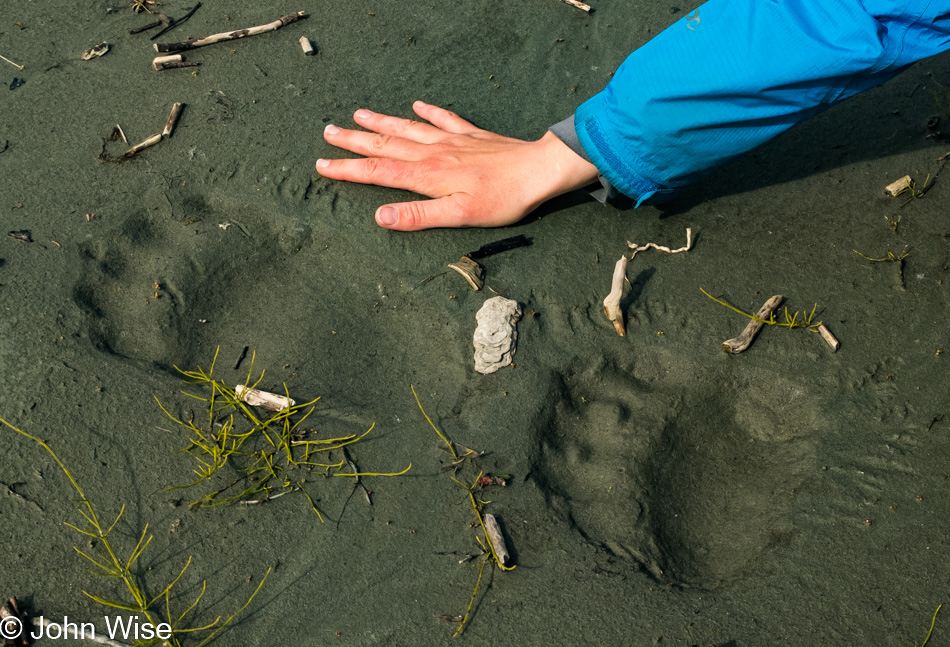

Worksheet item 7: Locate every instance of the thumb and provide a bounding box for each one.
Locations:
[374,195,473,231]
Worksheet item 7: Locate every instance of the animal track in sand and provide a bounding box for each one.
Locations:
[532,361,822,588]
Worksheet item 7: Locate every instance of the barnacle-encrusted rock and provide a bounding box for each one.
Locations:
[473,296,522,374]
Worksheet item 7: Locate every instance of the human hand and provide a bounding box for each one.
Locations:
[316,101,600,231]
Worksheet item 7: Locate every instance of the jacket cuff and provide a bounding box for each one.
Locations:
[549,115,623,204]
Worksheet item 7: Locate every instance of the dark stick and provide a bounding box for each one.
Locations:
[466,235,531,261]
[151,2,202,41]
[130,15,169,34]
[234,345,249,370]
[155,60,200,71]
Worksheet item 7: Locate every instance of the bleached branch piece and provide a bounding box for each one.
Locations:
[125,133,162,157]
[162,102,183,138]
[154,11,307,53]
[483,513,510,565]
[235,384,296,412]
[627,227,693,259]
[152,53,181,69]
[602,228,693,336]
[299,36,315,55]
[113,123,128,144]
[722,295,782,354]
[602,255,629,337]
[560,0,592,12]
[816,324,839,351]
[884,175,912,197]
[0,53,24,70]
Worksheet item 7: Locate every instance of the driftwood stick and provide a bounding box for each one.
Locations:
[152,53,181,69]
[560,0,592,11]
[483,513,510,566]
[155,60,199,71]
[722,295,782,354]
[154,11,306,52]
[151,2,203,41]
[602,255,629,337]
[0,54,24,70]
[816,324,839,351]
[130,14,170,34]
[234,384,296,412]
[627,227,693,258]
[884,175,912,197]
[113,123,128,144]
[162,102,183,138]
[125,133,162,157]
[603,228,692,337]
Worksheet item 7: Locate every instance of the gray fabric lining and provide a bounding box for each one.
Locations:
[550,114,620,204]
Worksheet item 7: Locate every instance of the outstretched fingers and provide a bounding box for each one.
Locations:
[352,108,447,144]
[412,101,481,135]
[323,123,426,161]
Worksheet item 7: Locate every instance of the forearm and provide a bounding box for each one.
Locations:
[570,0,950,205]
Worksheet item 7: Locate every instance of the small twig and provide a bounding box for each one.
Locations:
[626,227,693,259]
[240,489,294,505]
[0,53,25,70]
[233,345,249,370]
[603,228,692,336]
[162,102,183,138]
[155,10,306,53]
[130,13,170,34]
[151,2,202,41]
[125,133,162,157]
[155,60,199,71]
[559,0,592,12]
[602,256,629,337]
[721,294,783,354]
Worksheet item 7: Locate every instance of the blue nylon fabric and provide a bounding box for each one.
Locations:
[574,0,950,206]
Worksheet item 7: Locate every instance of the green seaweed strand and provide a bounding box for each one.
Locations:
[919,603,942,647]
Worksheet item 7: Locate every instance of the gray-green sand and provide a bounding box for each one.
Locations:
[2,1,949,645]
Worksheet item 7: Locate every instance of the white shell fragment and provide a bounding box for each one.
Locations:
[81,42,110,60]
[234,384,296,412]
[483,513,510,565]
[299,36,315,55]
[473,296,522,375]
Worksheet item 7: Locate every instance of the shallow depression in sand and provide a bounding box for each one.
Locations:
[532,360,825,588]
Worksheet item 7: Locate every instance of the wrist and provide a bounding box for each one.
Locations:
[534,130,601,201]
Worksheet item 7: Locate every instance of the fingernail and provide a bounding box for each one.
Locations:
[316,158,330,168]
[355,109,372,120]
[324,124,340,135]
[414,100,427,108]
[376,206,398,226]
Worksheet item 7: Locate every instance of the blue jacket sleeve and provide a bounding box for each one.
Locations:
[574,0,950,206]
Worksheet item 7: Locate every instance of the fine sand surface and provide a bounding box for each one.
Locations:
[2,1,950,645]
